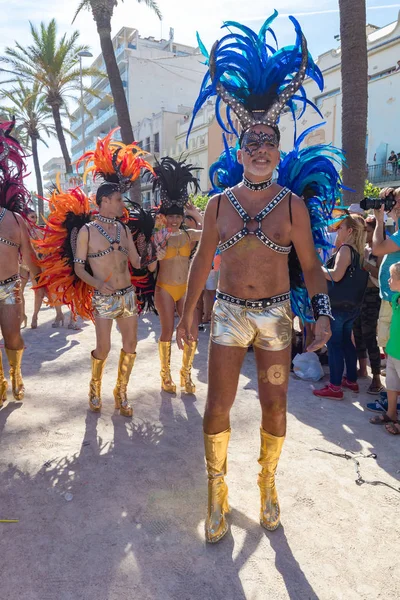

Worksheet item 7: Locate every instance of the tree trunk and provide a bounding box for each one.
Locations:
[339,0,368,205]
[50,103,72,174]
[30,136,44,224]
[96,20,141,203]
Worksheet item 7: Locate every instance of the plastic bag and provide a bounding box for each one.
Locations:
[292,352,324,382]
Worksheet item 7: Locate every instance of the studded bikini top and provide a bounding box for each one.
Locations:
[86,221,129,259]
[0,207,20,249]
[218,188,292,254]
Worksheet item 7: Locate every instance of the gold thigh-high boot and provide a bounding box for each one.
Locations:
[5,348,24,401]
[0,352,8,408]
[113,349,136,418]
[89,351,106,412]
[158,341,176,393]
[258,428,285,531]
[204,428,231,543]
[180,340,197,394]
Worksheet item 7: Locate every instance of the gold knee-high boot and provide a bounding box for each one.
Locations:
[180,340,197,394]
[0,352,8,408]
[5,348,24,401]
[204,428,231,543]
[258,428,285,531]
[113,349,136,418]
[158,341,176,393]
[89,351,106,412]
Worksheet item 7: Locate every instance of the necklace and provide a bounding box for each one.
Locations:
[242,175,272,192]
[96,214,116,224]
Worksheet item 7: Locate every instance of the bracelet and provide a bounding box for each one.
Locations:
[73,258,86,264]
[311,293,333,321]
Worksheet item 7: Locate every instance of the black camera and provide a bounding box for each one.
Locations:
[359,192,397,212]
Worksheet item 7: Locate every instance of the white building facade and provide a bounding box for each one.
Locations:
[70,27,206,168]
[279,15,400,188]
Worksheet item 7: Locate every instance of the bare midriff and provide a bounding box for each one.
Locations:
[87,226,131,290]
[0,212,21,280]
[157,232,191,286]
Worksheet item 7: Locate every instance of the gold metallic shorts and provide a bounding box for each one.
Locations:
[211,293,292,351]
[92,285,138,320]
[0,275,22,306]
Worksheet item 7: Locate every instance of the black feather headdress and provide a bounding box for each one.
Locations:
[152,157,201,215]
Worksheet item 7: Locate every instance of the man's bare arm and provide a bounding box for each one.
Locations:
[17,215,40,278]
[176,196,220,348]
[74,226,114,294]
[125,226,141,269]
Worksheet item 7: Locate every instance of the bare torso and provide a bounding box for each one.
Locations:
[86,221,132,290]
[0,210,21,279]
[216,183,292,298]
[157,231,193,286]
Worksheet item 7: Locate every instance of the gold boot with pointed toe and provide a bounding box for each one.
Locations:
[89,351,106,412]
[258,428,285,531]
[204,428,231,543]
[5,348,24,401]
[113,349,136,418]
[158,341,176,393]
[0,352,8,408]
[180,340,197,394]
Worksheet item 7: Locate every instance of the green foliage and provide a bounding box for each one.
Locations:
[190,193,209,211]
[364,180,380,199]
[73,0,162,24]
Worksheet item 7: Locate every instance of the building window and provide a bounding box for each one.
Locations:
[154,132,160,153]
[145,137,151,152]
[315,88,341,108]
[138,140,143,149]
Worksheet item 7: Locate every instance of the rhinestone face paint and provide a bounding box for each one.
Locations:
[242,131,280,157]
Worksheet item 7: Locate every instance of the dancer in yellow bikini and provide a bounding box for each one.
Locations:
[148,158,203,393]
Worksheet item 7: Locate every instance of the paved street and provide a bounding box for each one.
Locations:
[0,287,399,600]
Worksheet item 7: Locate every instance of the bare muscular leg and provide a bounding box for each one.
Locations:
[204,342,247,434]
[155,286,176,341]
[20,269,29,326]
[31,287,45,328]
[116,315,138,354]
[254,345,291,437]
[93,317,113,360]
[0,305,24,350]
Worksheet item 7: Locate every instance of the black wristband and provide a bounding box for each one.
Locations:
[311,293,333,321]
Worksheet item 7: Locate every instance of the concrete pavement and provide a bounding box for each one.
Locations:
[0,286,399,600]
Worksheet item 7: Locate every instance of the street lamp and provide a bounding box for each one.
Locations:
[77,50,93,155]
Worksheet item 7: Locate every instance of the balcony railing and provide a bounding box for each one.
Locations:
[86,106,117,136]
[367,163,400,185]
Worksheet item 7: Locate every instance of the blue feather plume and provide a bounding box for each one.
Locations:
[208,135,243,194]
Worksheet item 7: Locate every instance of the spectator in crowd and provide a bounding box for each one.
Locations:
[314,215,367,400]
[388,150,397,174]
[372,188,400,352]
[369,261,400,434]
[353,216,383,394]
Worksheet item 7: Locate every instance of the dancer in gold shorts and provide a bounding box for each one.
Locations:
[177,13,333,542]
[0,120,39,408]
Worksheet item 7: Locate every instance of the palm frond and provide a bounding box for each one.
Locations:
[72,0,91,24]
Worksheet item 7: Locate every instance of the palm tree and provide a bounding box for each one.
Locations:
[339,0,368,204]
[1,80,73,221]
[0,19,103,175]
[73,0,162,201]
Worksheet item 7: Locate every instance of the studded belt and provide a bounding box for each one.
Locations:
[0,274,20,286]
[93,284,134,297]
[216,289,290,309]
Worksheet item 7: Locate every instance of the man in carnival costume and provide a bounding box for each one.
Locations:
[0,120,40,408]
[37,130,153,417]
[177,11,334,542]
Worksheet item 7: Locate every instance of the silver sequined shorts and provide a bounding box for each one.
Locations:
[92,285,138,320]
[211,295,292,351]
[0,275,22,306]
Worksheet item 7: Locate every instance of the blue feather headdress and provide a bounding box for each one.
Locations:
[208,135,243,194]
[189,10,323,142]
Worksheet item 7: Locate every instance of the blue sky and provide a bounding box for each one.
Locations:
[0,0,399,189]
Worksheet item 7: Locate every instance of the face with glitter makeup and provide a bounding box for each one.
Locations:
[238,125,280,181]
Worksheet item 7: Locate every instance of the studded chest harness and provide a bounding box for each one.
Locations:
[218,188,292,254]
[87,221,129,259]
[0,207,20,249]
